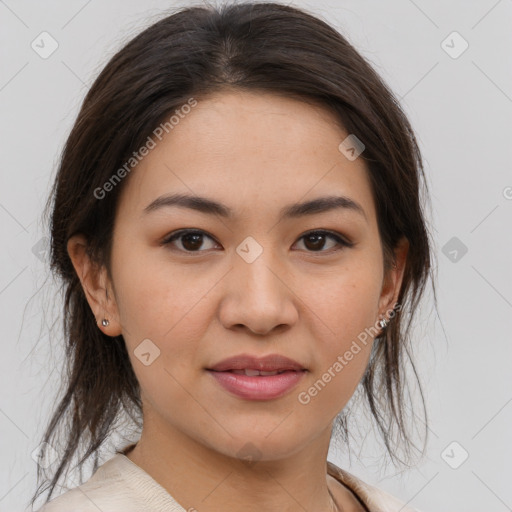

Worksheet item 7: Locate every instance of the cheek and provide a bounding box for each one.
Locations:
[111,248,227,405]
[295,260,382,407]
[111,240,209,338]
[300,258,383,344]
[111,249,212,407]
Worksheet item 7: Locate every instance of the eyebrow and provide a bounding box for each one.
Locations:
[143,193,367,222]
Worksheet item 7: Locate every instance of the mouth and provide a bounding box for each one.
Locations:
[207,353,307,373]
[212,369,298,376]
[206,369,307,400]
[206,353,308,400]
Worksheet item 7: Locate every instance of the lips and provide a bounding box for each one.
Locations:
[206,353,307,400]
[228,369,288,376]
[207,353,306,373]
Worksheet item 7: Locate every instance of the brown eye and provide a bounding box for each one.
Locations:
[163,230,219,252]
[295,230,353,253]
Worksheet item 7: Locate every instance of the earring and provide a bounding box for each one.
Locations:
[378,317,388,329]
[101,318,110,327]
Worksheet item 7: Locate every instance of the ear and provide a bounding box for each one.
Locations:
[377,236,409,321]
[67,234,122,337]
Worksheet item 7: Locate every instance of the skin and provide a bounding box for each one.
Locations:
[68,89,408,512]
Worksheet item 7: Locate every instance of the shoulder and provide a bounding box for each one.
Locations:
[36,453,159,512]
[37,486,107,512]
[36,452,186,512]
[327,461,422,512]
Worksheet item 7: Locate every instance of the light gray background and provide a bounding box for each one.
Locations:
[1,1,511,511]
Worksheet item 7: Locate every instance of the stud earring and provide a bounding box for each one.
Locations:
[101,318,110,327]
[378,317,388,329]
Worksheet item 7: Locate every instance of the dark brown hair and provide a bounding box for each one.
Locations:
[32,1,434,507]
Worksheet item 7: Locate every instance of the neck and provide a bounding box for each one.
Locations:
[125,418,342,512]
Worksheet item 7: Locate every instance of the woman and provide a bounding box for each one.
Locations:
[32,2,433,511]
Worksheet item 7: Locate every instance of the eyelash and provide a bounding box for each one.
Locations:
[161,229,354,255]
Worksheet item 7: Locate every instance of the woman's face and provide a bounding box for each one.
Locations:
[79,90,406,461]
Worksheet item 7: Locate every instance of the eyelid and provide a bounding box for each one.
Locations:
[301,229,354,247]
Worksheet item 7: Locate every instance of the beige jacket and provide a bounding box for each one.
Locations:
[38,452,420,512]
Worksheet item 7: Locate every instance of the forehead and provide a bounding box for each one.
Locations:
[116,90,377,225]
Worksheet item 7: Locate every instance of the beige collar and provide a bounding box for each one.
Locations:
[327,461,419,512]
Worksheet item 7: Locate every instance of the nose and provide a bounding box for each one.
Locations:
[218,248,299,336]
